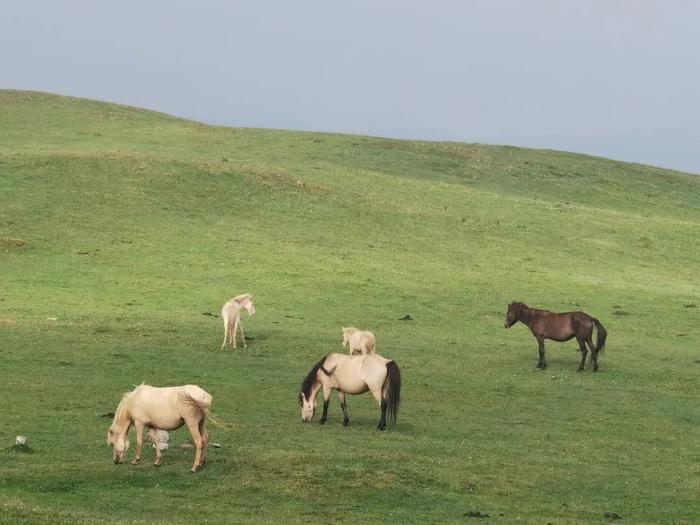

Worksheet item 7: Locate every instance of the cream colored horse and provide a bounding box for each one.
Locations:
[298,352,401,430]
[221,293,256,349]
[107,384,216,472]
[341,327,376,355]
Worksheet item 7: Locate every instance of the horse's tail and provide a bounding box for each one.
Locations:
[592,318,607,353]
[385,361,401,426]
[183,393,227,429]
[201,406,226,429]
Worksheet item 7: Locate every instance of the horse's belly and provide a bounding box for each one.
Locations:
[141,414,184,430]
[337,379,369,395]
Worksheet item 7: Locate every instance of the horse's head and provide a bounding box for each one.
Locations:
[298,391,317,422]
[236,294,256,316]
[504,302,522,328]
[341,327,356,346]
[299,356,328,421]
[245,299,256,316]
[107,426,130,464]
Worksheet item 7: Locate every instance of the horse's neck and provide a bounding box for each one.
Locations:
[518,307,545,326]
[113,398,133,434]
[309,380,322,401]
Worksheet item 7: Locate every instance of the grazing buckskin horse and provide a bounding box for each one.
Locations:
[107,384,219,472]
[221,293,256,349]
[504,302,608,371]
[341,326,376,355]
[298,353,401,430]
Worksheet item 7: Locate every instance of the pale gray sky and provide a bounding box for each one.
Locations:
[2,0,699,173]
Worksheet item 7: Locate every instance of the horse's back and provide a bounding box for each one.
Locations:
[132,385,211,419]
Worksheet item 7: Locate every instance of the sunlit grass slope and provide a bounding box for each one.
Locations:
[1,90,698,524]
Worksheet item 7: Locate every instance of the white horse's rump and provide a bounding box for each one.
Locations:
[342,327,376,355]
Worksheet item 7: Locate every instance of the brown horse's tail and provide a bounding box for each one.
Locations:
[592,318,607,353]
[385,361,401,425]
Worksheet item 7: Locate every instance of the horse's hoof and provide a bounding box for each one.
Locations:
[343,420,349,427]
[153,463,161,467]
[576,368,584,373]
[130,459,140,465]
[319,420,326,425]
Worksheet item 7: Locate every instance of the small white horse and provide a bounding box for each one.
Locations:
[221,293,256,349]
[299,352,401,430]
[342,327,376,355]
[107,384,217,472]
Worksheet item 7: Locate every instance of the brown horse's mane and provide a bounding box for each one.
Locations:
[298,356,327,405]
[510,302,555,325]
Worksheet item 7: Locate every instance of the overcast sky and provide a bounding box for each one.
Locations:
[2,1,699,173]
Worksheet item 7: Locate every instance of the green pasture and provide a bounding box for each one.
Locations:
[0,91,698,524]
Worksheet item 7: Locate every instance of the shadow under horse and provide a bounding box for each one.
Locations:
[504,302,608,371]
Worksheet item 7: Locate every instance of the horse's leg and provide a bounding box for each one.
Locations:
[586,336,599,372]
[131,422,145,465]
[232,318,239,349]
[338,391,350,426]
[198,419,209,466]
[576,336,588,372]
[228,325,241,349]
[369,386,387,431]
[319,385,331,425]
[536,337,547,369]
[185,419,204,472]
[238,321,247,348]
[221,320,228,350]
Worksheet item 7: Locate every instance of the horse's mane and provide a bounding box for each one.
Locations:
[111,383,145,427]
[510,302,554,324]
[298,355,327,405]
[343,326,357,333]
[234,293,251,303]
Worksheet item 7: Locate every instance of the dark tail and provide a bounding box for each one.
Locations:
[385,361,401,425]
[593,318,607,353]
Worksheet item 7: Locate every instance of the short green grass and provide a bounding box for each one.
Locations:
[1,90,699,524]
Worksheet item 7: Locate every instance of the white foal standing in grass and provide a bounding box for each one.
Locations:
[342,327,376,355]
[107,384,220,472]
[221,293,256,350]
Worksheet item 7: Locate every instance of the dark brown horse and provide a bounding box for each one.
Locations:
[504,302,607,371]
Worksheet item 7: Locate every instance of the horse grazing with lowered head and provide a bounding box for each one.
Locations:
[298,353,401,431]
[221,293,256,349]
[107,384,220,472]
[341,326,376,355]
[504,302,608,371]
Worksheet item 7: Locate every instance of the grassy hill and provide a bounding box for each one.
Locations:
[1,90,698,524]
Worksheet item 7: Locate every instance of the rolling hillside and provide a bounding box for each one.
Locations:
[1,90,698,524]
